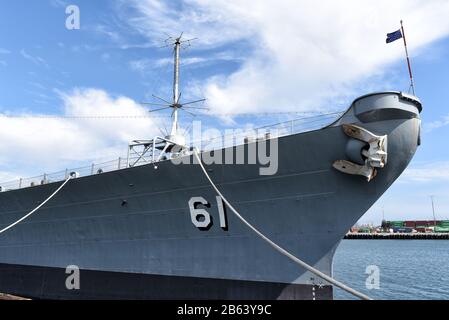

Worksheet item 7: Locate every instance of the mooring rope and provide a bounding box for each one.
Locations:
[0,176,73,235]
[192,148,372,300]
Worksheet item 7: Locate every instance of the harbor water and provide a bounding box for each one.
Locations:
[333,240,449,300]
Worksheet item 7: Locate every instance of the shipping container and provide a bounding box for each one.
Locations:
[392,227,413,233]
[415,221,427,226]
[435,226,449,233]
[404,221,416,228]
[389,221,404,227]
[438,220,449,227]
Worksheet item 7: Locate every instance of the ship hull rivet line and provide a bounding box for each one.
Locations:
[0,175,73,235]
[192,148,372,301]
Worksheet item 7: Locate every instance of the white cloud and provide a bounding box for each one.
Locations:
[129,57,207,73]
[0,48,10,54]
[360,168,449,223]
[118,0,254,47]
[121,0,449,114]
[101,53,111,62]
[424,115,449,132]
[0,171,18,184]
[129,51,243,74]
[156,57,206,67]
[70,44,97,53]
[94,25,123,44]
[129,59,151,73]
[401,161,449,182]
[29,81,47,90]
[49,0,68,8]
[0,89,158,178]
[20,49,49,67]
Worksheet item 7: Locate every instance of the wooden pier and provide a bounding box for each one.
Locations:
[345,232,449,240]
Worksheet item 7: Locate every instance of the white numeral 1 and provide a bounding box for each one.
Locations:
[216,196,227,229]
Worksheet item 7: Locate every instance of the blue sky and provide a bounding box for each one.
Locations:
[0,0,449,223]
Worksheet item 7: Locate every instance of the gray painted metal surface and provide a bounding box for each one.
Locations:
[0,92,421,299]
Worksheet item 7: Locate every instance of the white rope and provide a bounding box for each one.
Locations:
[192,149,372,301]
[0,176,72,235]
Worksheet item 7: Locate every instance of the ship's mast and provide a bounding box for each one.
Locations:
[127,34,206,167]
[171,37,181,137]
[139,34,205,144]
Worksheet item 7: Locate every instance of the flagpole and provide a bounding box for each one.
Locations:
[400,20,416,95]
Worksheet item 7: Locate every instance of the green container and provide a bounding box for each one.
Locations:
[438,221,449,227]
[389,221,404,227]
[358,228,371,233]
[435,226,449,233]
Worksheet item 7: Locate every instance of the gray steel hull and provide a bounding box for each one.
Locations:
[0,92,421,299]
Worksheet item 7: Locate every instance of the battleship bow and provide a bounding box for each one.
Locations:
[0,32,422,300]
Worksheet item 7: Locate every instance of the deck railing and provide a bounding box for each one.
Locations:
[0,112,343,192]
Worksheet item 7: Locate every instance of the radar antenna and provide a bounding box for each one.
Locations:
[128,34,207,167]
[140,34,208,143]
